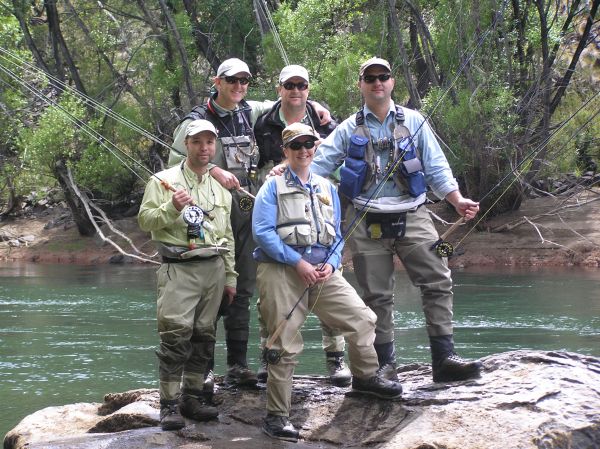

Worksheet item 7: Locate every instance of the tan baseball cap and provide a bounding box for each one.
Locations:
[279,65,309,83]
[282,122,319,146]
[359,57,391,77]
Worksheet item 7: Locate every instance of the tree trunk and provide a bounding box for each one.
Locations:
[181,0,221,75]
[388,0,421,108]
[54,158,96,236]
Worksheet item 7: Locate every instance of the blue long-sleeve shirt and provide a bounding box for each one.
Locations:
[252,168,343,270]
[311,100,458,201]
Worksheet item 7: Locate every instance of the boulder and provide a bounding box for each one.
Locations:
[4,351,600,449]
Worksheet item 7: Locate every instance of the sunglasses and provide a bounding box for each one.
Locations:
[222,76,250,85]
[287,140,316,150]
[361,73,392,83]
[282,81,309,91]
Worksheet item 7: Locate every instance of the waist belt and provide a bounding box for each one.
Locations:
[162,255,219,264]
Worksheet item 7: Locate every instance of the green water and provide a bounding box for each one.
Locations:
[1,263,599,438]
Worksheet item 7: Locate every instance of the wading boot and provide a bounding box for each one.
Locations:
[263,414,299,443]
[374,341,399,381]
[430,335,483,382]
[179,390,218,422]
[352,374,403,399]
[225,364,258,387]
[159,400,185,431]
[326,351,352,387]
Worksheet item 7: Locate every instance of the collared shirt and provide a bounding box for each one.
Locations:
[138,162,237,287]
[252,168,343,270]
[311,100,458,201]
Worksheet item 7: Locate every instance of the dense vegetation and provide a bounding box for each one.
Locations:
[0,0,598,234]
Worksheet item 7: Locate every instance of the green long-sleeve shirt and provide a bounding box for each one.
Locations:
[138,162,237,287]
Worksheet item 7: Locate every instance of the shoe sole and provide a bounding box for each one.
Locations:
[262,427,299,443]
[433,370,482,383]
[330,377,352,387]
[351,388,402,400]
[161,421,185,431]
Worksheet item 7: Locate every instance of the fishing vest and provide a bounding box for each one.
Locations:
[339,105,427,200]
[274,170,337,248]
[182,96,259,182]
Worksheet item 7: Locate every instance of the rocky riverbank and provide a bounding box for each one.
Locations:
[4,351,600,449]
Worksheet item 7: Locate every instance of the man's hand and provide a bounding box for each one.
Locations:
[172,188,193,211]
[315,263,334,283]
[445,190,479,220]
[309,101,332,126]
[268,162,287,178]
[295,259,318,287]
[223,286,236,305]
[210,166,240,190]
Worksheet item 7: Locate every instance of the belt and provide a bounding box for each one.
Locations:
[161,255,219,264]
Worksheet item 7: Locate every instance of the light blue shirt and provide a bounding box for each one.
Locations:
[252,168,343,270]
[311,100,458,201]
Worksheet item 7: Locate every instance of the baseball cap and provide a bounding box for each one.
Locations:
[282,122,319,146]
[216,58,251,77]
[279,65,310,84]
[359,57,392,77]
[185,119,218,137]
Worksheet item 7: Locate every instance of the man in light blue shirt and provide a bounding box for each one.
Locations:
[310,57,483,383]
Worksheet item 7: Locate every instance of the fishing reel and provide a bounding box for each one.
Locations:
[262,347,282,365]
[433,240,454,258]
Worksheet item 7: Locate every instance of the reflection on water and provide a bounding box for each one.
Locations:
[1,263,599,438]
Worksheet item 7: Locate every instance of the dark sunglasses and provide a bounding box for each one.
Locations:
[282,81,309,91]
[222,76,250,85]
[287,140,316,150]
[361,73,392,83]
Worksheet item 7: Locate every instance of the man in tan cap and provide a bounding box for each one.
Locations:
[306,56,483,384]
[168,58,332,390]
[252,122,403,443]
[253,64,350,387]
[138,119,236,430]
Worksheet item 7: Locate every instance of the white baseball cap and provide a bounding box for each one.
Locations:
[216,58,251,77]
[185,119,218,137]
[279,65,309,84]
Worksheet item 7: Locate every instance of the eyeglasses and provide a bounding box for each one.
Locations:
[222,76,250,85]
[361,73,392,83]
[281,81,309,91]
[287,140,316,150]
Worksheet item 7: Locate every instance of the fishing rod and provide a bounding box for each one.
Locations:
[0,46,256,199]
[430,89,600,257]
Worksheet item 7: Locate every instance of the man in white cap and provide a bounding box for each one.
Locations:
[302,56,484,385]
[253,65,351,387]
[168,58,332,390]
[138,119,236,430]
[253,122,403,443]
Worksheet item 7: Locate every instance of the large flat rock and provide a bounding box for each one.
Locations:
[4,350,600,449]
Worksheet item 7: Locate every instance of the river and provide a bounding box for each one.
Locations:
[1,262,599,438]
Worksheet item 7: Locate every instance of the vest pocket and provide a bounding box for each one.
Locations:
[339,157,367,199]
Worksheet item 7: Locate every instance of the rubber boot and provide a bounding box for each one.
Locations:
[374,341,398,381]
[325,351,352,387]
[430,334,483,382]
[225,339,258,386]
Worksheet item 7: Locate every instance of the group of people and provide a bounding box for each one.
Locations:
[138,56,483,442]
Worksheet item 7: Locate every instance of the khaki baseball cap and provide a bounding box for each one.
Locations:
[359,57,391,77]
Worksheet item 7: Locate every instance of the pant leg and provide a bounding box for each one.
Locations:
[156,260,223,401]
[182,259,226,392]
[224,193,255,347]
[309,271,379,378]
[256,263,308,417]
[394,207,454,337]
[346,206,397,345]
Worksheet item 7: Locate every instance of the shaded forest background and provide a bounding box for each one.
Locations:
[0,0,598,237]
